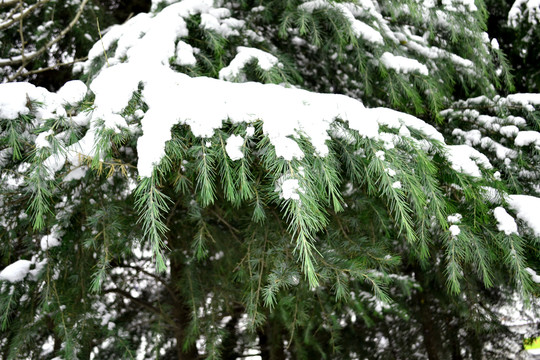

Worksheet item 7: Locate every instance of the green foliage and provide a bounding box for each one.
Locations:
[0,0,539,359]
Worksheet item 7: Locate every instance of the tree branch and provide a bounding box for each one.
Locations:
[1,0,89,78]
[15,56,88,78]
[0,0,19,8]
[103,287,177,328]
[114,262,179,302]
[0,0,48,31]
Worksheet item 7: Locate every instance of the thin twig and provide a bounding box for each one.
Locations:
[96,17,109,67]
[16,56,88,78]
[18,0,25,67]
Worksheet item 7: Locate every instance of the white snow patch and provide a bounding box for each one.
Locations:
[0,260,32,282]
[493,207,518,235]
[515,131,540,147]
[447,213,462,224]
[449,224,461,236]
[0,82,34,119]
[380,52,428,76]
[446,145,492,177]
[219,46,280,81]
[56,80,87,105]
[507,194,540,237]
[36,130,54,149]
[225,134,244,161]
[63,166,88,182]
[275,177,303,201]
[525,268,540,283]
[175,41,197,66]
[40,226,62,251]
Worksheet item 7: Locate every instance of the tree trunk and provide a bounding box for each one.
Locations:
[259,318,285,360]
[170,257,199,360]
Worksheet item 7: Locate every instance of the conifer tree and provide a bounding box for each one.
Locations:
[0,0,539,359]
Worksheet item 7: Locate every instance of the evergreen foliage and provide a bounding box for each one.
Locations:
[0,0,539,359]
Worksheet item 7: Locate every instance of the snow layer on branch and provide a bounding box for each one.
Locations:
[0,260,32,283]
[80,0,243,74]
[508,0,540,27]
[40,226,62,251]
[525,268,540,283]
[219,47,280,81]
[515,131,540,147]
[0,81,87,121]
[275,176,304,201]
[56,80,87,105]
[225,134,244,161]
[506,93,540,107]
[380,52,429,76]
[493,207,519,235]
[0,83,38,120]
[0,0,488,183]
[299,1,384,44]
[130,64,379,176]
[445,145,492,177]
[175,41,197,66]
[507,195,540,237]
[449,224,461,236]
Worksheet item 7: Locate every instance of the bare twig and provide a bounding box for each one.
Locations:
[96,17,109,67]
[16,56,88,78]
[18,0,25,65]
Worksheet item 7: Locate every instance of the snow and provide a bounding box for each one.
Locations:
[515,131,540,147]
[43,154,66,180]
[380,52,429,76]
[391,181,402,189]
[449,224,461,236]
[0,82,33,119]
[219,47,280,81]
[298,1,384,44]
[275,177,303,201]
[507,195,540,237]
[40,226,62,251]
[508,0,540,26]
[334,4,384,45]
[507,93,540,106]
[281,179,301,200]
[447,213,462,224]
[499,125,519,137]
[63,166,88,182]
[0,0,501,187]
[35,130,54,149]
[368,107,444,142]
[56,80,87,105]
[0,260,32,282]
[493,207,518,235]
[445,145,493,177]
[525,268,540,283]
[225,134,244,161]
[126,65,389,176]
[175,41,196,66]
